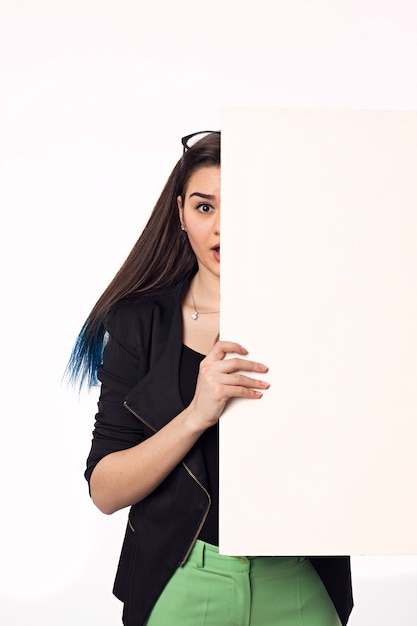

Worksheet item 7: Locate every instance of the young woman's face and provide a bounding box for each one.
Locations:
[178,166,221,279]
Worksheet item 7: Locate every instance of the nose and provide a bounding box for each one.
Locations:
[213,210,220,235]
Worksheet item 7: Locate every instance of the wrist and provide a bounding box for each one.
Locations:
[181,403,208,438]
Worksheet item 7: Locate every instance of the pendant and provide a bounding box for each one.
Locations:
[191,311,199,320]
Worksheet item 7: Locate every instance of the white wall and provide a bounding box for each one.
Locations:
[1,2,416,624]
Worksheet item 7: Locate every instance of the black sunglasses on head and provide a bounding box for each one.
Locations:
[181,130,220,153]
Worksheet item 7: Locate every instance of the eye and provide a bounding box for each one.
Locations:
[197,203,214,214]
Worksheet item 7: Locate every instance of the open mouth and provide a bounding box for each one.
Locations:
[212,246,220,261]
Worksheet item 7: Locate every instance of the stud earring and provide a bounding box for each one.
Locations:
[180,223,186,232]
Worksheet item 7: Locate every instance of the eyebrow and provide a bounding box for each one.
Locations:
[188,192,216,200]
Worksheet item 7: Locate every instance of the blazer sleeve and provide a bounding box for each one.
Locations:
[84,306,145,486]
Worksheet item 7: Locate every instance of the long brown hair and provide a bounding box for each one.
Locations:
[66,132,221,388]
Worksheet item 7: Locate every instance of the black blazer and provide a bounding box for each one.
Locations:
[85,277,353,626]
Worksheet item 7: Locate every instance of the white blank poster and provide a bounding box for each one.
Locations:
[219,108,417,556]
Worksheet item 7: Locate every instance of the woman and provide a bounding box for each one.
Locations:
[67,131,353,625]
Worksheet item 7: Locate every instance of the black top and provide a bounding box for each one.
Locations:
[179,344,219,545]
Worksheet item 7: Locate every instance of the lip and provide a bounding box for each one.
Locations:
[212,245,220,262]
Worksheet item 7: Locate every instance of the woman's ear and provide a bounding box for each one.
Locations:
[177,196,186,231]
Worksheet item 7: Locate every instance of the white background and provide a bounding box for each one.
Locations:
[1,1,417,624]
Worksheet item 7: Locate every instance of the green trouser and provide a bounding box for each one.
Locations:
[146,540,342,626]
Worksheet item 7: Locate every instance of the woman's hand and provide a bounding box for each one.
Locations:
[91,340,268,513]
[188,340,269,432]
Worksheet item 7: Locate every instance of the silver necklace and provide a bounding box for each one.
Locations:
[190,291,220,320]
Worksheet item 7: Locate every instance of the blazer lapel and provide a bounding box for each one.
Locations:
[124,283,210,491]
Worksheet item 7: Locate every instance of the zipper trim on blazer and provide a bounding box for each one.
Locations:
[123,401,211,564]
[178,464,211,565]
